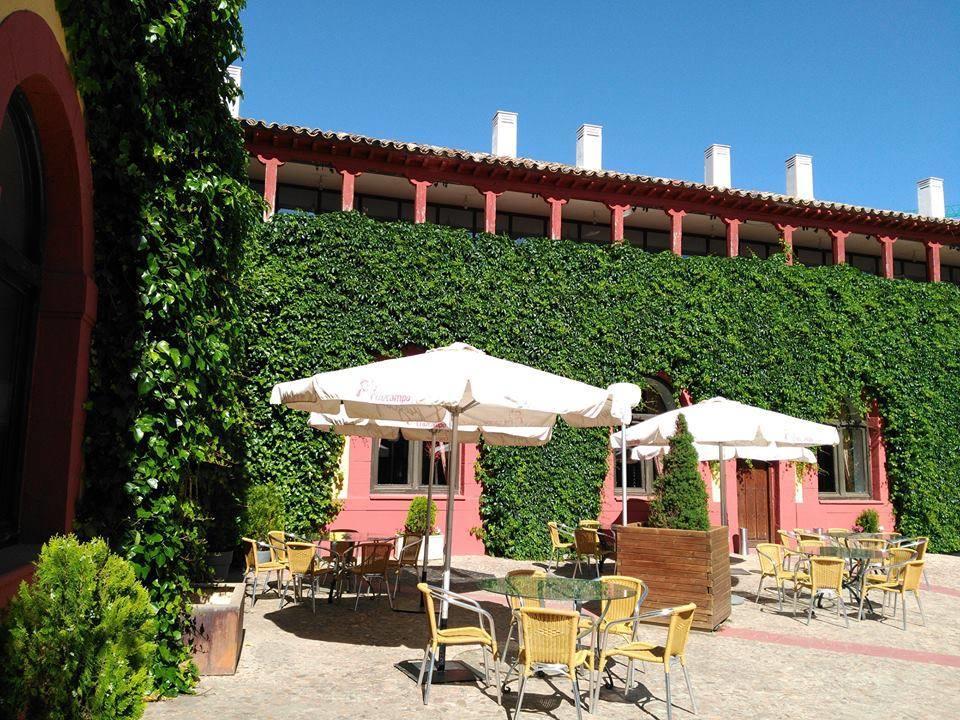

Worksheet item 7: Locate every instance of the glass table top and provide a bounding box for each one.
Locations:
[477,575,632,602]
[800,545,886,562]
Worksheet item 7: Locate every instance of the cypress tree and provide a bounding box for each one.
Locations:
[647,415,710,531]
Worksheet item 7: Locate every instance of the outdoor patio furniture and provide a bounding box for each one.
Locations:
[501,568,546,669]
[386,533,422,596]
[572,527,615,578]
[859,559,926,630]
[755,543,807,611]
[415,583,501,706]
[282,541,332,612]
[242,537,285,607]
[894,537,930,586]
[793,556,850,628]
[514,607,594,720]
[350,540,396,610]
[267,530,290,568]
[548,521,574,572]
[594,603,698,720]
[579,575,647,689]
[828,527,851,535]
[795,530,822,542]
[579,519,601,529]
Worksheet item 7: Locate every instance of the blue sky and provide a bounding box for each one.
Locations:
[239,1,959,214]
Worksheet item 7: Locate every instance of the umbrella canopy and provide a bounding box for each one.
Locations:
[271,342,636,427]
[307,411,553,446]
[629,443,817,463]
[611,396,839,450]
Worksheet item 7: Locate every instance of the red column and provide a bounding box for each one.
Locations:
[666,209,685,256]
[408,179,432,224]
[606,204,630,244]
[479,189,502,234]
[256,154,284,220]
[338,169,361,211]
[828,229,849,265]
[721,217,740,257]
[877,235,896,278]
[542,196,567,240]
[775,223,796,265]
[925,240,942,282]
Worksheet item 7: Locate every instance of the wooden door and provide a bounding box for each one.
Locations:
[736,461,773,546]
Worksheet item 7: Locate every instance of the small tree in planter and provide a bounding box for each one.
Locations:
[648,415,710,531]
[854,508,880,533]
[404,496,437,536]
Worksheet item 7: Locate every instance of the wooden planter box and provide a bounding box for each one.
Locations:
[187,583,245,675]
[615,525,731,631]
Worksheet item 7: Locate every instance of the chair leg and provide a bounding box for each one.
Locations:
[626,659,635,691]
[417,645,430,687]
[515,673,527,720]
[923,568,930,588]
[480,645,490,684]
[806,593,814,625]
[664,668,674,720]
[492,648,503,706]
[755,574,765,603]
[572,674,583,720]
[902,592,908,631]
[838,594,849,628]
[681,661,698,715]
[915,591,926,626]
[777,583,784,612]
[251,574,259,607]
[424,647,436,705]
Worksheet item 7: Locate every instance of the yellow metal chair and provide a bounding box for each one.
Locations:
[896,537,930,586]
[755,543,807,611]
[795,530,822,542]
[350,540,395,610]
[578,576,648,690]
[573,527,615,578]
[501,568,546,674]
[793,556,849,628]
[514,607,594,720]
[416,583,501,706]
[595,603,698,720]
[579,519,601,529]
[386,533,422,596]
[828,527,850,534]
[242,537,285,606]
[282,541,331,612]
[548,521,574,572]
[859,559,925,630]
[267,530,290,578]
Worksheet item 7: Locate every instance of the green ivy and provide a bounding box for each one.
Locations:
[57,0,261,695]
[249,212,960,556]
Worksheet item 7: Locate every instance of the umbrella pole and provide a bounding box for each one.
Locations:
[719,443,728,528]
[419,434,436,609]
[620,424,628,525]
[437,411,460,671]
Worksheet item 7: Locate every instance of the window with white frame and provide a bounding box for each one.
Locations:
[370,438,451,493]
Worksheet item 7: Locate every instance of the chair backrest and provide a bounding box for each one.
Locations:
[756,543,783,575]
[857,538,887,551]
[828,528,850,534]
[547,522,564,549]
[417,583,440,642]
[664,603,697,660]
[795,531,821,542]
[356,541,392,573]
[505,569,546,610]
[601,575,646,630]
[267,530,288,563]
[574,527,600,555]
[242,537,259,572]
[579,519,601,529]
[777,529,795,549]
[901,560,925,592]
[398,534,422,565]
[913,537,929,561]
[517,607,580,668]
[798,539,824,553]
[285,541,317,575]
[884,547,916,581]
[809,556,845,592]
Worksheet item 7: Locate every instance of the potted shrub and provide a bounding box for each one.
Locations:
[197,463,243,581]
[616,416,731,630]
[402,496,443,562]
[186,583,245,676]
[241,482,285,564]
[854,508,880,533]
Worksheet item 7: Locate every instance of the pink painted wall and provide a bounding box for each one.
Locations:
[333,437,485,555]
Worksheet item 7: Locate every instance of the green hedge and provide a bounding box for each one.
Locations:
[249,212,960,556]
[58,0,261,695]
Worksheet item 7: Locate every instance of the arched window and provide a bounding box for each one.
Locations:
[616,377,675,494]
[0,89,45,545]
[817,402,872,497]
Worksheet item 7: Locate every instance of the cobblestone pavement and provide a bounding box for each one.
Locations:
[146,552,960,720]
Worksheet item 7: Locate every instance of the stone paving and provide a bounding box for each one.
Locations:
[146,552,960,720]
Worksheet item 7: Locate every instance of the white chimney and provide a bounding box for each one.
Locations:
[491,110,518,157]
[786,154,814,200]
[917,177,945,218]
[576,123,602,171]
[704,144,731,188]
[226,65,242,118]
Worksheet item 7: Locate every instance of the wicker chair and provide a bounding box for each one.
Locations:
[501,568,546,676]
[242,537,285,606]
[349,540,395,610]
[595,604,698,720]
[547,521,574,572]
[282,541,331,612]
[386,533,423,596]
[755,543,807,611]
[514,607,594,720]
[860,559,926,630]
[416,583,501,706]
[578,519,601,529]
[793,556,849,628]
[572,527,614,578]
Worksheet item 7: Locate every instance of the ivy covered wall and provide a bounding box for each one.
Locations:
[246,212,960,558]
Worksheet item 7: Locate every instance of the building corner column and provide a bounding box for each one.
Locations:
[775,223,796,265]
[666,208,685,256]
[256,154,284,220]
[476,186,503,234]
[408,178,433,224]
[925,240,942,282]
[338,168,361,211]
[877,235,897,279]
[720,216,740,257]
[541,195,568,240]
[606,204,631,244]
[828,228,849,265]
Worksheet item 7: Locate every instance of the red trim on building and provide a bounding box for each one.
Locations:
[925,241,942,282]
[878,236,897,279]
[776,223,796,265]
[667,208,685,255]
[829,229,849,265]
[722,216,740,257]
[408,178,432,224]
[606,204,630,244]
[256,154,283,219]
[542,195,567,240]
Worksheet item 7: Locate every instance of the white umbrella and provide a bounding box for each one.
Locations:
[273,342,640,670]
[611,397,838,527]
[629,444,817,463]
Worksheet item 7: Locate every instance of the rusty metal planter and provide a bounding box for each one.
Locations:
[187,583,245,675]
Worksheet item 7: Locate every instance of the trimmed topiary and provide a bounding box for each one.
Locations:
[647,415,711,531]
[855,508,880,533]
[0,535,155,719]
[404,496,438,535]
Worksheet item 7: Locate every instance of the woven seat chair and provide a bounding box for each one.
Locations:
[416,583,501,706]
[594,603,698,720]
[501,568,547,675]
[578,519,601,529]
[572,527,615,578]
[859,559,926,630]
[282,541,332,612]
[514,607,594,720]
[755,543,807,611]
[895,537,930,586]
[349,540,395,610]
[828,527,851,534]
[794,530,822,542]
[242,537,285,606]
[548,521,574,572]
[386,533,422,596]
[267,530,290,571]
[793,556,849,628]
[578,576,647,690]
